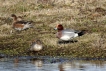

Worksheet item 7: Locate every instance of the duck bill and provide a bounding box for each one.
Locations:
[54,28,57,30]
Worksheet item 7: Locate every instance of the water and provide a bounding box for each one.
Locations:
[0,56,106,71]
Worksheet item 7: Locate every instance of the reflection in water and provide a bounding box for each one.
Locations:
[31,58,43,67]
[90,60,105,67]
[58,64,65,71]
[0,57,106,71]
[14,58,19,67]
[58,60,106,71]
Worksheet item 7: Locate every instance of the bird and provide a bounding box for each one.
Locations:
[54,24,86,43]
[11,14,33,31]
[30,39,43,51]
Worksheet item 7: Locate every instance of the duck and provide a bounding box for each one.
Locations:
[11,14,33,31]
[30,39,43,51]
[54,24,86,43]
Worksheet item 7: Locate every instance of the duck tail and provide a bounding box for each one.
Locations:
[78,30,86,36]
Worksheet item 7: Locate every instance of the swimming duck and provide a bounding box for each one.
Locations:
[54,24,86,43]
[30,39,43,51]
[11,14,33,31]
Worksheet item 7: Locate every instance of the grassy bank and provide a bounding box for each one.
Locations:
[0,0,106,58]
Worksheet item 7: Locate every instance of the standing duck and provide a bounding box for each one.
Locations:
[54,24,86,43]
[30,39,43,51]
[11,14,33,31]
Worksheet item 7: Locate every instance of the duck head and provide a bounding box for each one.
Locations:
[54,24,64,31]
[11,14,23,22]
[11,14,17,22]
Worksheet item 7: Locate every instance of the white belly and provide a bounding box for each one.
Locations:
[60,33,78,41]
[60,35,71,41]
[14,27,23,31]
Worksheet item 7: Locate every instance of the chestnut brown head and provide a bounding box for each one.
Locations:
[11,14,17,18]
[11,14,17,22]
[54,24,64,31]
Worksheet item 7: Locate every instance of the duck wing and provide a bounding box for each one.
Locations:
[15,21,33,25]
[63,29,80,33]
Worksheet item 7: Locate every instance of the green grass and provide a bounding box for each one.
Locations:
[0,0,106,58]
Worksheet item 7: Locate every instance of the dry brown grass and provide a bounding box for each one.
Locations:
[0,0,106,57]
